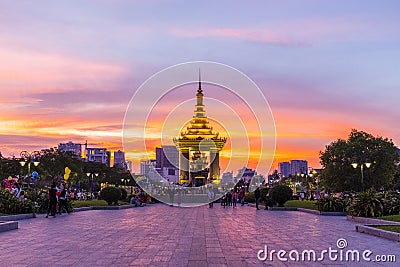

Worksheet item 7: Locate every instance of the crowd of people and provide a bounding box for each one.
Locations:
[129,186,150,207]
[207,184,276,211]
[2,177,275,212]
[2,179,25,201]
[208,183,247,209]
[45,182,71,218]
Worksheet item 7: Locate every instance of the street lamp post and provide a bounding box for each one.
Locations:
[19,151,40,188]
[86,172,99,199]
[351,161,372,192]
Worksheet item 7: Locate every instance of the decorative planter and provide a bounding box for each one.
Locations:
[298,208,346,216]
[0,221,18,232]
[356,225,400,242]
[270,207,297,211]
[0,213,35,221]
[347,216,400,225]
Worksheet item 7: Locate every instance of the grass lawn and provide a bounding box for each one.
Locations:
[373,225,400,233]
[0,213,8,216]
[71,199,129,208]
[378,214,400,222]
[285,200,318,210]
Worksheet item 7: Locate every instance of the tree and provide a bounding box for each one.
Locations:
[0,155,21,179]
[38,148,84,184]
[392,165,400,190]
[268,169,280,184]
[320,129,399,192]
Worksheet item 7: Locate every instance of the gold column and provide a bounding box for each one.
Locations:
[179,149,189,184]
[210,151,220,181]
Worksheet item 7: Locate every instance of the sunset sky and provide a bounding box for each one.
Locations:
[1,1,399,175]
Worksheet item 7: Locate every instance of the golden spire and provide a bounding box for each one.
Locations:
[194,69,205,119]
[197,68,202,95]
[173,73,226,152]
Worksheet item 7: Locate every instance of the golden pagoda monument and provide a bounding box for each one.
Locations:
[173,72,227,186]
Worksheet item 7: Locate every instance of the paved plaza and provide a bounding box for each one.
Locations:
[0,204,398,267]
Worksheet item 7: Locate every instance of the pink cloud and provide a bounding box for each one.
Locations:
[170,27,300,45]
[169,17,384,45]
[0,44,131,95]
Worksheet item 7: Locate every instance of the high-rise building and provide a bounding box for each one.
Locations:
[162,146,179,168]
[106,151,111,168]
[156,147,162,169]
[140,160,156,176]
[86,148,110,167]
[113,150,126,169]
[155,146,179,182]
[290,160,308,176]
[156,146,179,169]
[278,162,291,178]
[58,141,82,157]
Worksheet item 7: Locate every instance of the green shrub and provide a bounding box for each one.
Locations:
[342,194,355,210]
[260,187,269,201]
[269,185,293,207]
[244,192,255,203]
[100,187,121,205]
[317,197,345,212]
[119,187,128,200]
[377,191,400,216]
[0,189,33,214]
[348,190,383,217]
[25,189,48,213]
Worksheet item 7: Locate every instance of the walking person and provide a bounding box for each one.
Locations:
[208,189,215,208]
[46,183,58,218]
[232,190,238,208]
[254,187,261,210]
[58,185,70,215]
[208,180,213,190]
[177,188,183,207]
[239,188,245,206]
[221,194,227,208]
[227,191,232,207]
[168,184,175,207]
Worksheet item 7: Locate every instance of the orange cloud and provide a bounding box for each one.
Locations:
[0,44,130,95]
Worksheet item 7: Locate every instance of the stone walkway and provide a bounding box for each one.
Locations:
[0,204,398,266]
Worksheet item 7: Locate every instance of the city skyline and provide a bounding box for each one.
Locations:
[1,1,400,173]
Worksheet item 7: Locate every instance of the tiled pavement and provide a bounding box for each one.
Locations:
[0,204,398,267]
